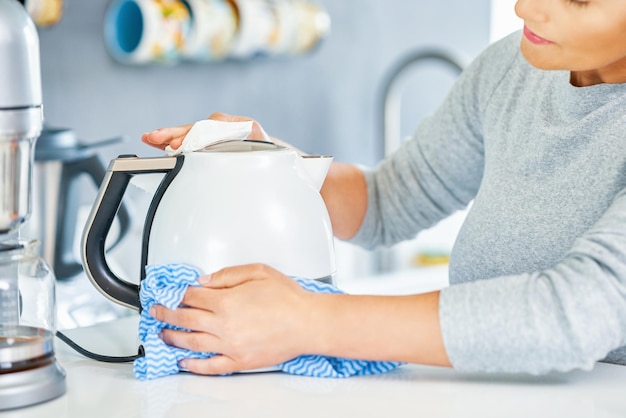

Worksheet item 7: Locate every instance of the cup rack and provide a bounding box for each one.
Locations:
[104,0,331,64]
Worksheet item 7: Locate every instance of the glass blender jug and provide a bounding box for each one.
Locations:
[0,240,66,410]
[0,0,66,410]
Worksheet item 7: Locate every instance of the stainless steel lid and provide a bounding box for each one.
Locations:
[198,139,286,153]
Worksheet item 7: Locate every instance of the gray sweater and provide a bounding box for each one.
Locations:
[350,32,626,374]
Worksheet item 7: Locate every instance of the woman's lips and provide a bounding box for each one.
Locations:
[523,26,554,45]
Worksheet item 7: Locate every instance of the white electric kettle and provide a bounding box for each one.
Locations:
[80,140,336,310]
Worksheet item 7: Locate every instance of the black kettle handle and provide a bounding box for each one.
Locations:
[55,155,133,281]
[81,155,182,310]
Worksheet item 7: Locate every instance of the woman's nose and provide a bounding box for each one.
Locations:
[515,0,550,23]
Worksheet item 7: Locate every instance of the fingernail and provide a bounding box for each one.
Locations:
[178,359,187,369]
[198,274,212,285]
[149,306,156,317]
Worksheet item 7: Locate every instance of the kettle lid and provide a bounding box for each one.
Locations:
[197,139,287,153]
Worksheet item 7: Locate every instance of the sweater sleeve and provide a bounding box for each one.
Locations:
[349,34,521,249]
[440,186,626,374]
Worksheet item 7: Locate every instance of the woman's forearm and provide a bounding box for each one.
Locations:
[316,164,451,365]
[321,162,368,240]
[305,290,452,367]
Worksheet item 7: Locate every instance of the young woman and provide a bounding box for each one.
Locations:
[141,0,626,375]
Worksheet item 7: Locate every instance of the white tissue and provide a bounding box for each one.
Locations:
[134,120,263,195]
[165,119,255,155]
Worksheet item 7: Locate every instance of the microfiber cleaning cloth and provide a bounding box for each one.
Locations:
[134,264,402,380]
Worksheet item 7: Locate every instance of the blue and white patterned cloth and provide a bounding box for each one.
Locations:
[134,264,402,380]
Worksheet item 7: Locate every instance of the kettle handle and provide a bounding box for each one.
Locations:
[81,154,183,310]
[55,154,133,281]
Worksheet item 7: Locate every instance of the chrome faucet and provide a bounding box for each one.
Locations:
[374,49,465,273]
[379,49,465,158]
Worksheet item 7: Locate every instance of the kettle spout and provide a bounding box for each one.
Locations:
[296,155,333,191]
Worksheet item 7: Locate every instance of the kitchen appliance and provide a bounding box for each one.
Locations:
[0,0,66,410]
[25,126,131,281]
[81,140,336,310]
[0,240,65,410]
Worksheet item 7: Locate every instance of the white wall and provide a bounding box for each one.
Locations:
[490,0,523,42]
[38,1,491,168]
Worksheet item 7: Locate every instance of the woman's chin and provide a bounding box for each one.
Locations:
[520,41,563,71]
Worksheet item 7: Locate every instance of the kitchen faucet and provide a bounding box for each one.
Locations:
[379,49,465,158]
[374,49,465,273]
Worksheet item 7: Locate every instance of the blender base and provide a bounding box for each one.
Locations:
[0,360,66,411]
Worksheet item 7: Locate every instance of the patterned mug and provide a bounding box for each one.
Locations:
[263,0,330,56]
[104,0,191,64]
[179,0,238,61]
[227,0,330,58]
[227,0,275,59]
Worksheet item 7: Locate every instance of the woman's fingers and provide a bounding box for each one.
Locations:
[182,355,241,375]
[180,286,225,309]
[160,328,223,354]
[150,304,217,333]
[150,265,312,374]
[141,112,271,151]
[160,326,244,375]
[208,112,269,140]
[208,111,246,123]
[198,263,280,289]
[141,123,193,150]
[181,266,273,309]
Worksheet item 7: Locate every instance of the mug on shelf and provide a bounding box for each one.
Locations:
[23,0,64,27]
[289,0,330,54]
[180,0,238,61]
[263,0,330,56]
[226,0,330,59]
[104,0,191,64]
[226,0,275,59]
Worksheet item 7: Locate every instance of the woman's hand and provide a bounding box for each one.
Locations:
[141,112,270,151]
[150,264,317,375]
[150,263,451,374]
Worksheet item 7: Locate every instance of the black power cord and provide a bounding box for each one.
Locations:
[56,330,144,363]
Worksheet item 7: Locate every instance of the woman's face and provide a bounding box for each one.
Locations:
[515,0,626,85]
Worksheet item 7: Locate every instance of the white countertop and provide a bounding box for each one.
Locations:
[5,268,626,417]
